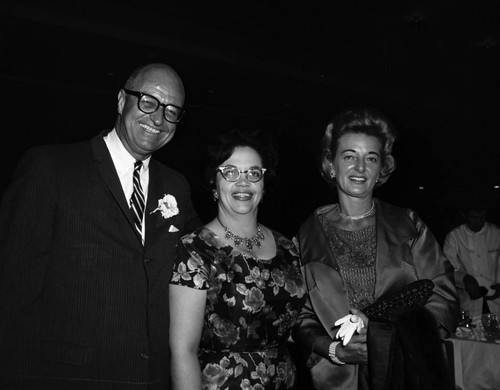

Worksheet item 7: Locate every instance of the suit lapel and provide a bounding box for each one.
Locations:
[91,132,137,234]
[144,160,171,247]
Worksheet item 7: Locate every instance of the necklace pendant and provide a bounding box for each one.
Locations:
[218,217,264,252]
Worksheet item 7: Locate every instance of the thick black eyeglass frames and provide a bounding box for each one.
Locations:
[123,89,185,124]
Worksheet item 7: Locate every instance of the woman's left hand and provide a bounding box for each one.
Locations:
[331,308,370,363]
[336,329,368,364]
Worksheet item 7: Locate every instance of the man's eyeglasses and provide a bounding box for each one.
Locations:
[123,89,185,124]
[218,165,266,182]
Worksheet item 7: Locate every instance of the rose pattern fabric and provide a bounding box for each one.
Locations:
[171,227,306,389]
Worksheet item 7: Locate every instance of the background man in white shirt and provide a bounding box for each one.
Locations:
[444,202,500,320]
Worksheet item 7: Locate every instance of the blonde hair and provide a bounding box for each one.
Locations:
[319,108,397,187]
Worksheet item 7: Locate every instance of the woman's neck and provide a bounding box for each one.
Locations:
[338,196,374,219]
[216,211,259,237]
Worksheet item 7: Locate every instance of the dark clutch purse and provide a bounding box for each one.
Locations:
[363,279,435,322]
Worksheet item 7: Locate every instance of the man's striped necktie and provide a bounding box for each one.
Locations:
[130,160,145,238]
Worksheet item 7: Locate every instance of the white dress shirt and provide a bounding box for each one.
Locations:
[444,222,500,318]
[103,129,150,241]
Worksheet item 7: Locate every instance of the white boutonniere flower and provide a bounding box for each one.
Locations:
[151,194,179,219]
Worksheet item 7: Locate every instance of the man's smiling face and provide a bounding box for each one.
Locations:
[116,64,185,161]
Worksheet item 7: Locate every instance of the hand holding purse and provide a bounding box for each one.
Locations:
[332,279,435,345]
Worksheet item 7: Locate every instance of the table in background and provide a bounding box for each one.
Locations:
[450,337,500,390]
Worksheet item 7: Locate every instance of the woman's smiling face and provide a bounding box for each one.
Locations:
[216,146,264,217]
[332,133,382,200]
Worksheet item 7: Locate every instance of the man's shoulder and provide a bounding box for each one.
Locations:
[445,224,467,239]
[22,139,91,162]
[485,222,500,228]
[150,159,187,180]
[149,159,193,194]
[485,222,500,234]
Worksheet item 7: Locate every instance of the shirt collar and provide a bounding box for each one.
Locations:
[465,223,486,235]
[105,129,151,173]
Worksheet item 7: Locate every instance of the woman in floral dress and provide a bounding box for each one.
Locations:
[169,129,306,390]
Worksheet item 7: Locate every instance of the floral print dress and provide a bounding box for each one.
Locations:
[171,226,306,390]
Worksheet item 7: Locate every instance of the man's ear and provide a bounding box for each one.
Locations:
[117,89,126,115]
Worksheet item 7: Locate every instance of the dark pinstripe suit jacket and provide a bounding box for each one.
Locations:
[0,131,201,389]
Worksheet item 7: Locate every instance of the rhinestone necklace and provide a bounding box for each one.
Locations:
[339,201,375,221]
[216,217,264,252]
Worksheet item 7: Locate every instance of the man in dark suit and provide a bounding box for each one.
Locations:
[0,63,201,389]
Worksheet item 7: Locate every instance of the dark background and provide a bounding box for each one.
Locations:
[1,0,500,243]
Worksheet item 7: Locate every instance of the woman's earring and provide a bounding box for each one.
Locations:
[330,170,336,179]
[212,189,219,202]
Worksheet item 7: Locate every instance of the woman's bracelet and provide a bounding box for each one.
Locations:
[328,341,345,365]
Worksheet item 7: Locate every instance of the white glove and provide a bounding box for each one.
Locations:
[334,314,365,346]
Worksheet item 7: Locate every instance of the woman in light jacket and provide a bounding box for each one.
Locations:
[292,108,459,390]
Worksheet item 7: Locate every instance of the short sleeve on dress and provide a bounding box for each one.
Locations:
[170,229,213,290]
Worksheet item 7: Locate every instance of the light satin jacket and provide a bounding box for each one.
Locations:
[292,199,459,390]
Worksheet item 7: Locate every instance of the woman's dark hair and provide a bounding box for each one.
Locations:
[319,108,397,187]
[202,128,278,190]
